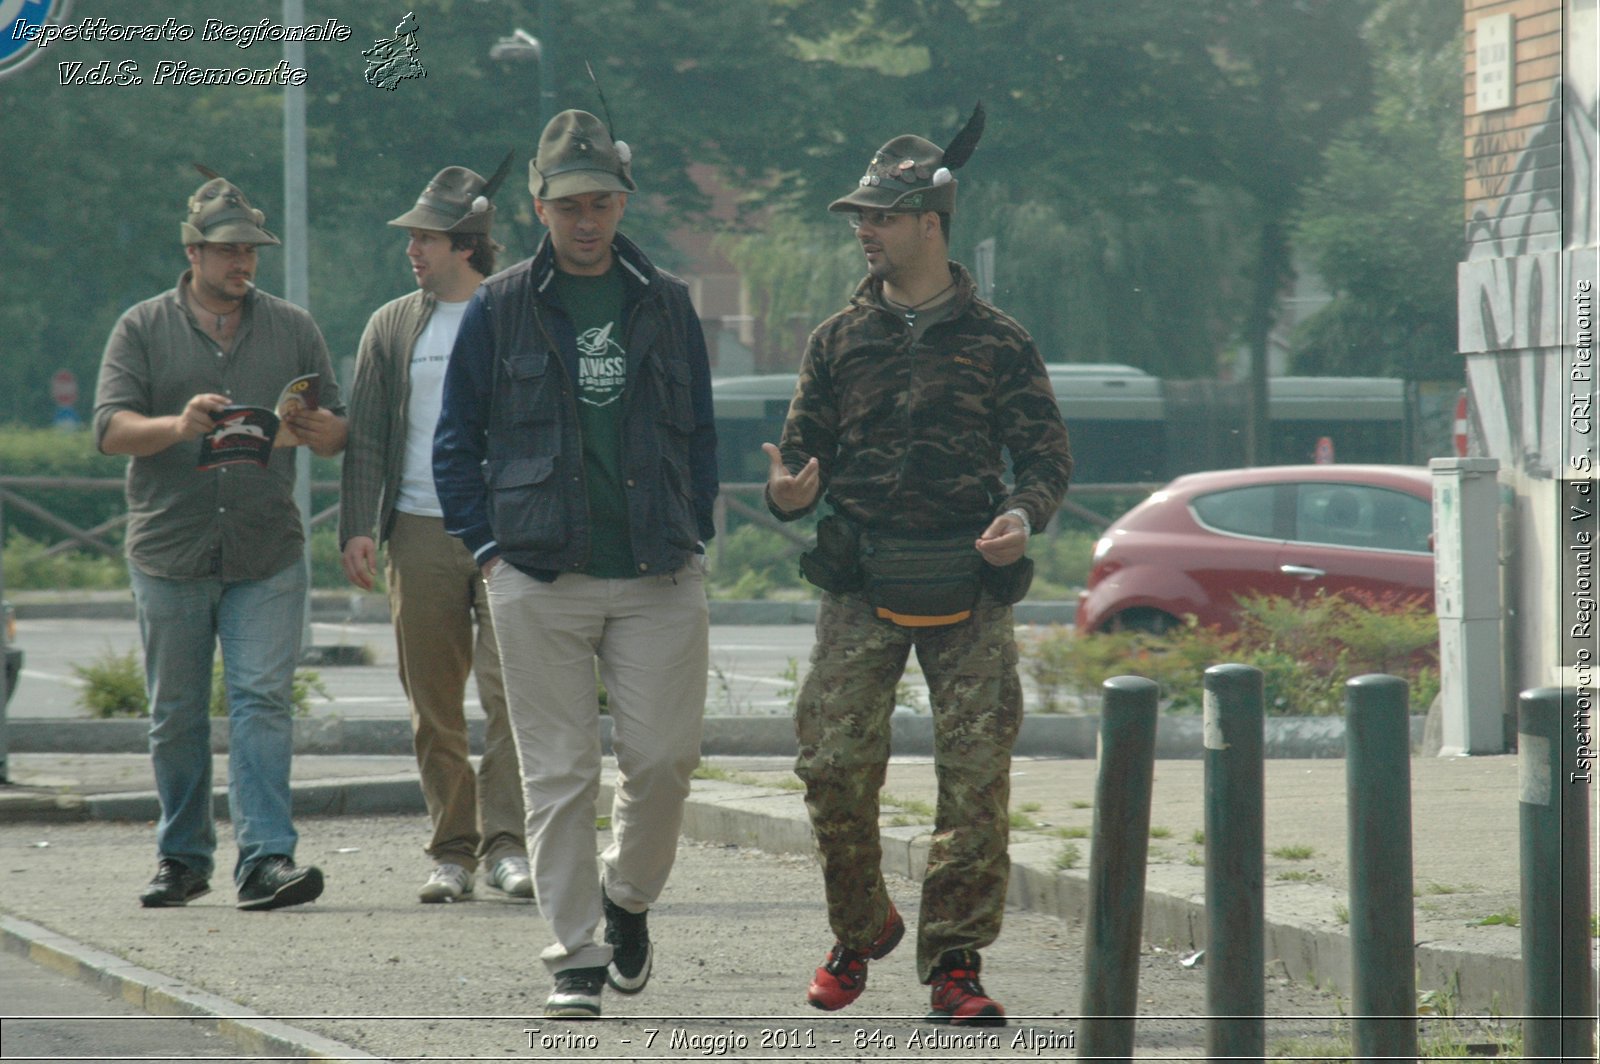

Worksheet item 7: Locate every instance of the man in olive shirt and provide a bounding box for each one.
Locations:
[93,171,346,911]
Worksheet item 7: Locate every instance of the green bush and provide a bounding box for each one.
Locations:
[0,428,129,546]
[3,532,129,590]
[73,646,328,718]
[1021,589,1440,716]
[1022,622,1228,713]
[1029,527,1096,597]
[70,647,146,717]
[4,526,353,593]
[0,425,343,585]
[707,522,814,600]
[210,661,328,717]
[703,518,1095,601]
[308,523,374,591]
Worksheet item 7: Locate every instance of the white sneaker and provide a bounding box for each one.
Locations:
[545,966,604,1018]
[486,855,533,898]
[419,862,472,903]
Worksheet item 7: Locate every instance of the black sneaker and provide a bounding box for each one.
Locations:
[236,855,324,911]
[602,889,652,993]
[139,858,210,908]
[545,966,605,1018]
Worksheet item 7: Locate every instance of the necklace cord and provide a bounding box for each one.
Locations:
[884,280,956,322]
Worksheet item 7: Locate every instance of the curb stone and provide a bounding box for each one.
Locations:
[2,713,1428,760]
[1,914,385,1063]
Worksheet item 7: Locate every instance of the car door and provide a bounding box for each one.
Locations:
[1183,482,1300,622]
[1274,482,1434,605]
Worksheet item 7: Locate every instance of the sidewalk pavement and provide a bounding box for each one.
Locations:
[2,730,1533,1029]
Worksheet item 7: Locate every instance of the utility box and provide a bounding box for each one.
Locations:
[1431,457,1505,755]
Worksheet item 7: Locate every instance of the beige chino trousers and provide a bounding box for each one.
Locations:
[486,559,709,975]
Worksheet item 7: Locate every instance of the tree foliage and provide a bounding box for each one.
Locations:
[1291,0,1463,380]
[0,0,1439,436]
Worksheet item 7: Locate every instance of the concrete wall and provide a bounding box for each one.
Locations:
[1459,0,1598,694]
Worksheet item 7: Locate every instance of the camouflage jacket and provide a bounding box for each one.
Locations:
[768,263,1072,534]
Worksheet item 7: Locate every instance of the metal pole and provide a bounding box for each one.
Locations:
[1345,674,1418,1063]
[1519,686,1596,1062]
[0,492,8,783]
[1078,675,1159,1061]
[1203,663,1265,1063]
[282,0,312,655]
[538,0,555,131]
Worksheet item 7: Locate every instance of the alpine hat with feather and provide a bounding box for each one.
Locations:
[389,153,514,234]
[530,109,636,201]
[829,102,986,216]
[182,164,280,246]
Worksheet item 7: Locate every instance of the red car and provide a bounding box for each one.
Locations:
[1074,465,1434,634]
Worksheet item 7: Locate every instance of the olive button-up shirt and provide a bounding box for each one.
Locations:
[92,273,343,582]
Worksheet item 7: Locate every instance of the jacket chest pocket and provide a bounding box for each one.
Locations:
[501,350,561,452]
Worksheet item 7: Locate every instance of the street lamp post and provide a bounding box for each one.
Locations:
[490,26,548,133]
[283,0,313,654]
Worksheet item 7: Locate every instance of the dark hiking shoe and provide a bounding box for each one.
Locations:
[139,858,210,908]
[236,855,324,911]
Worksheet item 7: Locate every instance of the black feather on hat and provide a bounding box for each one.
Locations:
[940,102,986,173]
[828,101,985,216]
[389,154,512,235]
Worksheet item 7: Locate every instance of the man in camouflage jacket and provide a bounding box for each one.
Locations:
[765,107,1072,1027]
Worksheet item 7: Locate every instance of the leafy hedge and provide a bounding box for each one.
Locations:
[1021,589,1440,716]
[0,426,341,587]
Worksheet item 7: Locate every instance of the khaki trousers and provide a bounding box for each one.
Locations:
[386,512,525,870]
[486,559,709,975]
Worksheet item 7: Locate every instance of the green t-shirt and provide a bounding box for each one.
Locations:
[554,266,636,578]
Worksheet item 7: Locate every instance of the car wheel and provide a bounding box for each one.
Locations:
[1108,608,1180,636]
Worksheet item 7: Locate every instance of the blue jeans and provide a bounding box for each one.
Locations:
[130,559,307,886]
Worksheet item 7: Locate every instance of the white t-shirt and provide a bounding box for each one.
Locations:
[396,299,470,516]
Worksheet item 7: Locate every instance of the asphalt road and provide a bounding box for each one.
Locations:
[9,617,822,721]
[2,815,1356,1062]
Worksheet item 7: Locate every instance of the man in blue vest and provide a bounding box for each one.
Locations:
[434,109,718,1019]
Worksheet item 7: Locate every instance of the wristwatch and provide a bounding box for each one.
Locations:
[1002,508,1032,536]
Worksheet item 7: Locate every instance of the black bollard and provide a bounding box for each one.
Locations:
[1344,674,1418,1063]
[1078,675,1160,1061]
[1519,687,1596,1063]
[1203,664,1265,1063]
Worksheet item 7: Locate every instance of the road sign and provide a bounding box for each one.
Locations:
[51,368,78,407]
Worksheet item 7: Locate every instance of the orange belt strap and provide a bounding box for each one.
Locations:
[873,606,973,627]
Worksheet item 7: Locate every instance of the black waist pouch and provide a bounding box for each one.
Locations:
[859,530,985,627]
[798,514,864,594]
[981,555,1034,606]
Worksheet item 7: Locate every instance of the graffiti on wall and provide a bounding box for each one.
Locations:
[1458,0,1598,478]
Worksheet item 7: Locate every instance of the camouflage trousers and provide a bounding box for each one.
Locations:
[794,590,1022,982]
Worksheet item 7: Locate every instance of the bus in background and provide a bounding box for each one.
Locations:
[712,364,1412,486]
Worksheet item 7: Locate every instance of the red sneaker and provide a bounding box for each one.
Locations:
[927,949,1006,1026]
[805,904,905,1011]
